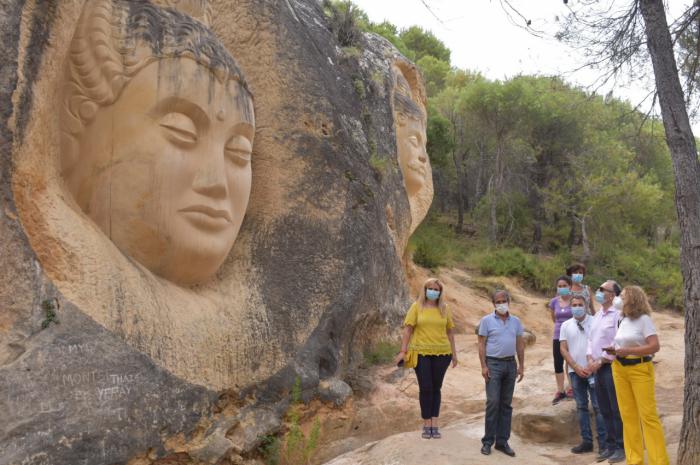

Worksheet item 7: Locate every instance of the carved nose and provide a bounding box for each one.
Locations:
[418,151,427,163]
[192,154,228,199]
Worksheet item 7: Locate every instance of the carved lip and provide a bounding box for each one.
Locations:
[179,205,232,223]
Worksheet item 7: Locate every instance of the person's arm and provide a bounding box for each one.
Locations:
[516,335,525,382]
[615,335,660,357]
[478,335,489,381]
[560,339,589,377]
[548,300,556,323]
[393,325,414,365]
[447,328,458,367]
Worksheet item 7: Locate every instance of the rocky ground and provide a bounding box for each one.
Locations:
[314,267,685,465]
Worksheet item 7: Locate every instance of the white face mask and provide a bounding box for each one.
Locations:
[495,303,509,315]
[613,296,623,310]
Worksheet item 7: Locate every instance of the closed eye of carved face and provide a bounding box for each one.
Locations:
[160,112,198,146]
[225,134,252,166]
[408,133,421,148]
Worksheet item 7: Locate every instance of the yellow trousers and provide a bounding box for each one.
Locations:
[612,359,669,465]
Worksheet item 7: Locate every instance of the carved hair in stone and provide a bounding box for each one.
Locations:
[60,0,255,285]
[392,59,432,232]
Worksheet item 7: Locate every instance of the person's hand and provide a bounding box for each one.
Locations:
[517,365,524,383]
[451,356,459,368]
[587,360,600,374]
[574,365,590,378]
[615,347,630,357]
[393,351,406,366]
[481,366,490,381]
[602,346,617,356]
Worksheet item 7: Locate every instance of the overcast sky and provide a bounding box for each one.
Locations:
[352,0,694,129]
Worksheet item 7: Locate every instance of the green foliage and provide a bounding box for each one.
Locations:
[416,55,451,95]
[342,46,361,59]
[41,299,59,329]
[364,340,398,366]
[322,0,365,46]
[258,435,281,465]
[264,377,321,465]
[352,76,365,97]
[369,151,389,176]
[399,26,451,63]
[412,239,445,270]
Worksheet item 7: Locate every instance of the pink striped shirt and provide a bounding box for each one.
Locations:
[586,304,620,361]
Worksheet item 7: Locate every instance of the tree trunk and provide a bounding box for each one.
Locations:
[488,175,497,243]
[580,216,591,263]
[452,149,465,233]
[639,1,700,462]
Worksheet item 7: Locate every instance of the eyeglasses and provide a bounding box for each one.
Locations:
[598,287,613,293]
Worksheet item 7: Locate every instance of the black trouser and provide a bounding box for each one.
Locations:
[414,354,452,420]
[553,339,565,374]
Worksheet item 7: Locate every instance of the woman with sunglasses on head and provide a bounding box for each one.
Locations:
[566,263,596,315]
[394,278,458,439]
[549,275,574,404]
[608,286,669,465]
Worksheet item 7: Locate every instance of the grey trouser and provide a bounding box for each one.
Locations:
[482,358,517,446]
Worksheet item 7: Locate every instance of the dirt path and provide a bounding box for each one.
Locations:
[317,267,685,465]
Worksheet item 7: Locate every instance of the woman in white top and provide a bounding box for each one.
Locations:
[610,286,669,465]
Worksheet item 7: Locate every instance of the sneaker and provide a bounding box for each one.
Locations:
[552,391,567,405]
[596,449,613,462]
[608,449,625,463]
[421,426,431,439]
[430,426,441,439]
[571,442,594,454]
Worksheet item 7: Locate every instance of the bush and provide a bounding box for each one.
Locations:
[412,239,446,270]
[479,248,535,279]
[259,377,322,465]
[363,340,397,366]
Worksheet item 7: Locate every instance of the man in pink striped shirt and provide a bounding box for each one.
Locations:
[586,280,625,463]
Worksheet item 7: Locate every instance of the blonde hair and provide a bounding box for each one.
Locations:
[417,278,448,318]
[622,285,653,319]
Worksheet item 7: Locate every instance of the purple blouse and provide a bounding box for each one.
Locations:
[549,297,573,340]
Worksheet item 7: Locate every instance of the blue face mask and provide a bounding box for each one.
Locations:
[571,306,586,319]
[426,289,441,301]
[572,273,584,284]
[595,291,605,303]
[557,287,571,296]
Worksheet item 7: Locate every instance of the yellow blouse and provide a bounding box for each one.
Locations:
[403,302,454,355]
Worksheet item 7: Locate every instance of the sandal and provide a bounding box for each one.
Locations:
[422,426,432,439]
[431,426,441,439]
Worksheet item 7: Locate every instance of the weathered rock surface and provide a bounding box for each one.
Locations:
[1,0,424,463]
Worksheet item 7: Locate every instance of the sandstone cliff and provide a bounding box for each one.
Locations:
[0,1,428,463]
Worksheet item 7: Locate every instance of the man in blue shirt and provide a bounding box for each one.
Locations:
[478,290,525,457]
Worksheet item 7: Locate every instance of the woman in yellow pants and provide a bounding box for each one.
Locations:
[610,286,669,465]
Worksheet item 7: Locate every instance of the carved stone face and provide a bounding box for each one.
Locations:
[396,117,428,197]
[67,58,255,285]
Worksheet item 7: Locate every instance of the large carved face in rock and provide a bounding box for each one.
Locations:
[60,0,254,285]
[392,62,432,233]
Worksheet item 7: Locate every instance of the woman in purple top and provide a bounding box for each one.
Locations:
[549,275,573,404]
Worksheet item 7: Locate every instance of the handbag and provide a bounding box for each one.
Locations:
[403,349,418,369]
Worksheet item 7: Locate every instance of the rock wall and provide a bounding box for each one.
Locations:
[0,1,431,464]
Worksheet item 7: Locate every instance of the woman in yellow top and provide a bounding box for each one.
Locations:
[393,278,458,439]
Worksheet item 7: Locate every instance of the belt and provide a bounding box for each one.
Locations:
[616,356,652,366]
[487,356,515,362]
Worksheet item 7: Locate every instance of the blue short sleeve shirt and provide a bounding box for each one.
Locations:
[478,312,524,358]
